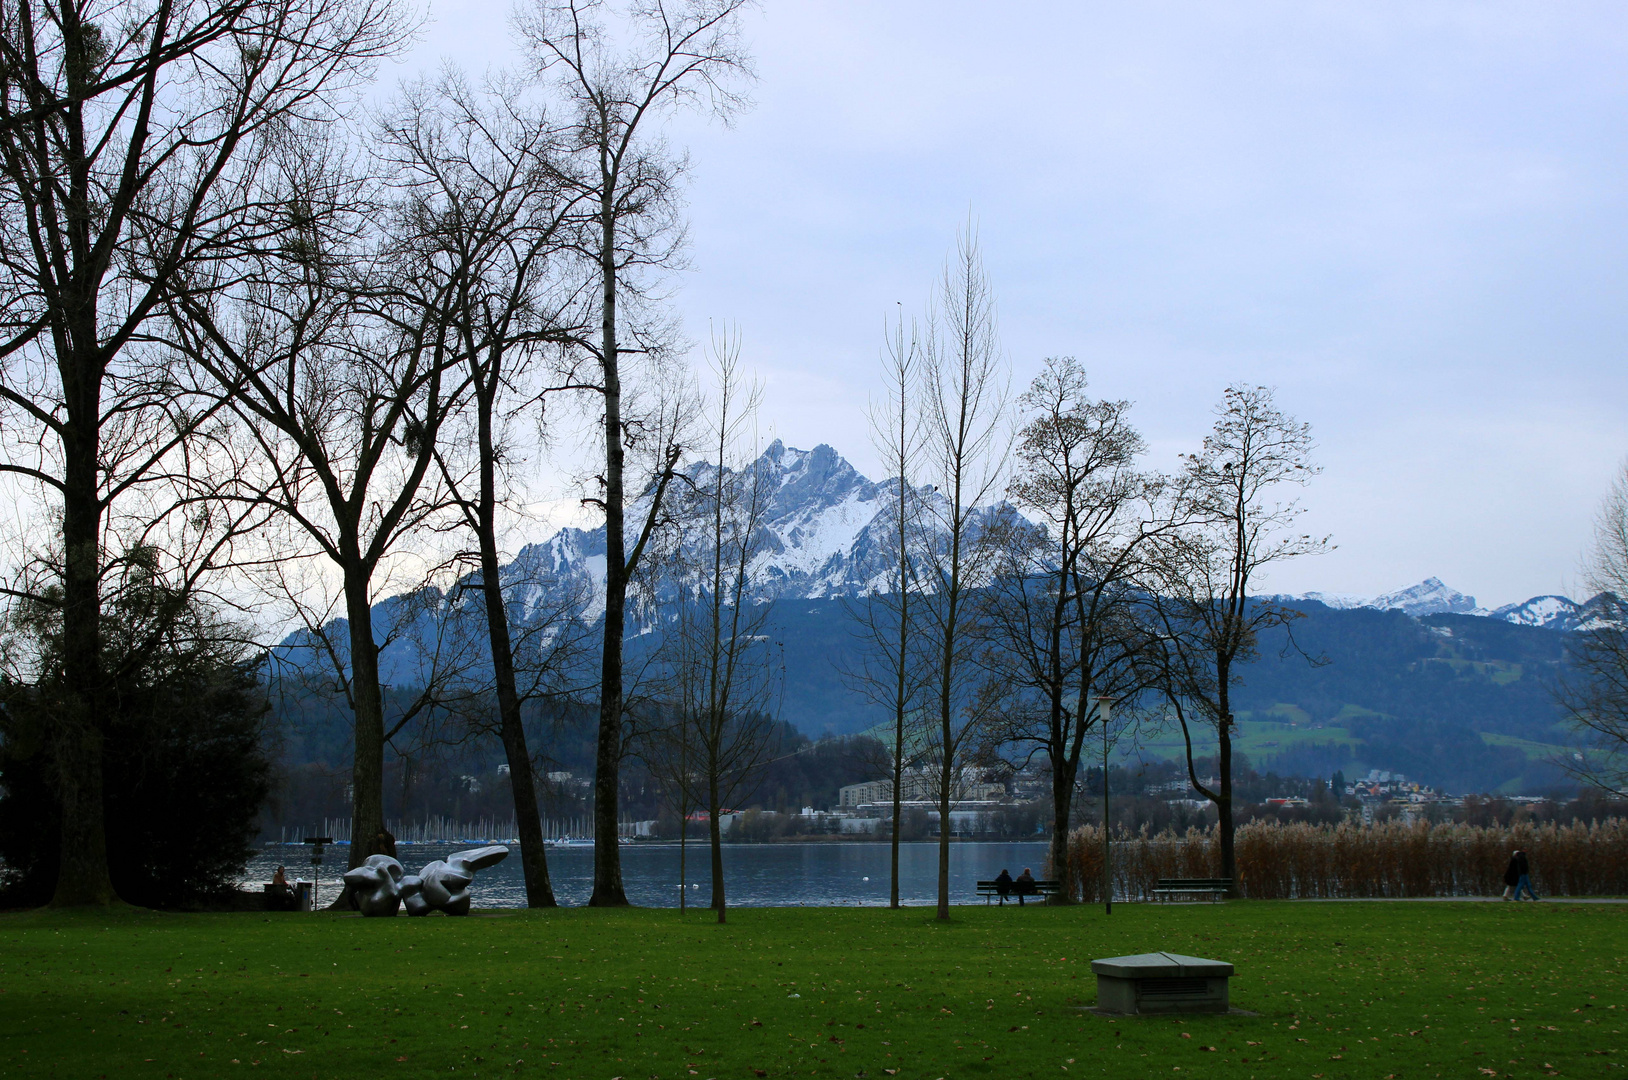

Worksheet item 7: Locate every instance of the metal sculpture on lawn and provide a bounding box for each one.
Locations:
[342,845,510,917]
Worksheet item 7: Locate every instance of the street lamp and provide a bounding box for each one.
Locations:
[304,836,333,910]
[1095,697,1116,915]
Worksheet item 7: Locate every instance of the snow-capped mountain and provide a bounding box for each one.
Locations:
[502,439,1020,614]
[1369,577,1479,617]
[295,441,1613,675]
[1280,577,1616,632]
[506,441,918,612]
[1488,595,1580,630]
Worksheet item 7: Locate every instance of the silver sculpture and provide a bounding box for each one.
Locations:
[342,854,409,918]
[403,845,510,916]
[342,845,510,917]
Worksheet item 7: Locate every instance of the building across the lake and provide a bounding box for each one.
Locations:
[839,768,1004,807]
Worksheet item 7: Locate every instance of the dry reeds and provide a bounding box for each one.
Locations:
[1057,818,1628,899]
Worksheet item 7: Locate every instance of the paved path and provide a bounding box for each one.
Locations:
[1141,896,1628,904]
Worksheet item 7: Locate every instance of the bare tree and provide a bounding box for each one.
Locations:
[381,67,593,907]
[166,123,482,879]
[0,0,409,904]
[517,0,755,906]
[842,309,928,908]
[1142,385,1326,892]
[982,356,1172,895]
[917,226,1009,921]
[665,333,779,923]
[640,697,700,908]
[1557,461,1628,796]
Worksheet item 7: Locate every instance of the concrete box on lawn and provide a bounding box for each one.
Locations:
[1091,952,1233,1014]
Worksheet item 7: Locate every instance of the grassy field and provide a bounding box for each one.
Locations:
[1,901,1624,1079]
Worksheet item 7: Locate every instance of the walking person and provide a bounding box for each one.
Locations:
[1512,848,1539,901]
[1502,852,1519,900]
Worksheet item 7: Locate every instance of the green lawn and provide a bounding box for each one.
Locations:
[2,901,1624,1079]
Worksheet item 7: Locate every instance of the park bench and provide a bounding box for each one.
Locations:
[1151,877,1232,902]
[976,879,1061,905]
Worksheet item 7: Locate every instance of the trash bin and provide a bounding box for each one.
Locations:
[294,880,313,912]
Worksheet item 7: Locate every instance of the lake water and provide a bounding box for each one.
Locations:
[244,840,1052,908]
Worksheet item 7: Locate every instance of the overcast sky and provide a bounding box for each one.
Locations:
[388,1,1628,608]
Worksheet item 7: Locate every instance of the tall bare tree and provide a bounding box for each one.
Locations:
[0,0,408,904]
[666,334,779,923]
[1143,384,1326,891]
[517,0,755,906]
[1557,461,1628,796]
[983,356,1172,894]
[918,227,1009,921]
[384,67,592,907]
[166,125,478,878]
[843,309,927,908]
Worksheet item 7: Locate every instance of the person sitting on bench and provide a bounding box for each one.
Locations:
[993,868,1014,902]
[267,866,297,910]
[1015,867,1037,905]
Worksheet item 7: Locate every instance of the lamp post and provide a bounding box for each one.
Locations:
[304,836,333,910]
[1095,697,1115,915]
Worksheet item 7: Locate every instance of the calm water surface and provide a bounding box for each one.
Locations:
[244,840,1052,908]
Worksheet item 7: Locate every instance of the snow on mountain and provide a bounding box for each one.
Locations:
[505,440,948,610]
[1291,590,1370,610]
[1489,595,1580,630]
[1367,577,1479,617]
[1280,578,1600,629]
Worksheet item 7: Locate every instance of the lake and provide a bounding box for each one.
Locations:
[244,840,1052,908]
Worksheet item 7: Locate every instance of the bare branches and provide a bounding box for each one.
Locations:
[514,0,755,906]
[915,222,1010,920]
[0,0,413,904]
[654,329,779,921]
[1139,383,1328,886]
[1557,462,1628,796]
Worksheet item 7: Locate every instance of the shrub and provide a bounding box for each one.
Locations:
[1058,817,1628,899]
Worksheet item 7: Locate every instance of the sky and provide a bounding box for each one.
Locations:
[382,0,1628,609]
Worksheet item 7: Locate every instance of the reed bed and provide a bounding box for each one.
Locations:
[1059,817,1628,900]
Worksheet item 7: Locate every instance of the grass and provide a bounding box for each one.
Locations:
[1132,717,1359,765]
[1,901,1624,1079]
[1479,731,1573,763]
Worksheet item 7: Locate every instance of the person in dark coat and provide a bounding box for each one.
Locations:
[993,868,1014,903]
[1512,849,1539,901]
[1014,867,1037,906]
[1502,853,1520,900]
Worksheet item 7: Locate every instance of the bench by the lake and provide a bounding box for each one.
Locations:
[1151,877,1232,902]
[976,879,1061,905]
[1091,952,1233,1014]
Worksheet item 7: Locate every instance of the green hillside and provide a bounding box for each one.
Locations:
[764,599,1581,795]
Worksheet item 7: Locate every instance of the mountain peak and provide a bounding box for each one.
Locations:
[1369,577,1478,617]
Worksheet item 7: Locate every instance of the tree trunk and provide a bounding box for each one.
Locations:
[474,386,556,907]
[1216,653,1238,894]
[343,568,387,871]
[1218,722,1237,892]
[890,723,904,909]
[51,380,117,906]
[678,811,688,911]
[709,775,726,924]
[590,202,629,907]
[1048,765,1073,901]
[936,756,952,921]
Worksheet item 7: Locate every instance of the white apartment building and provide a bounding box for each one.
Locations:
[839,769,1005,808]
